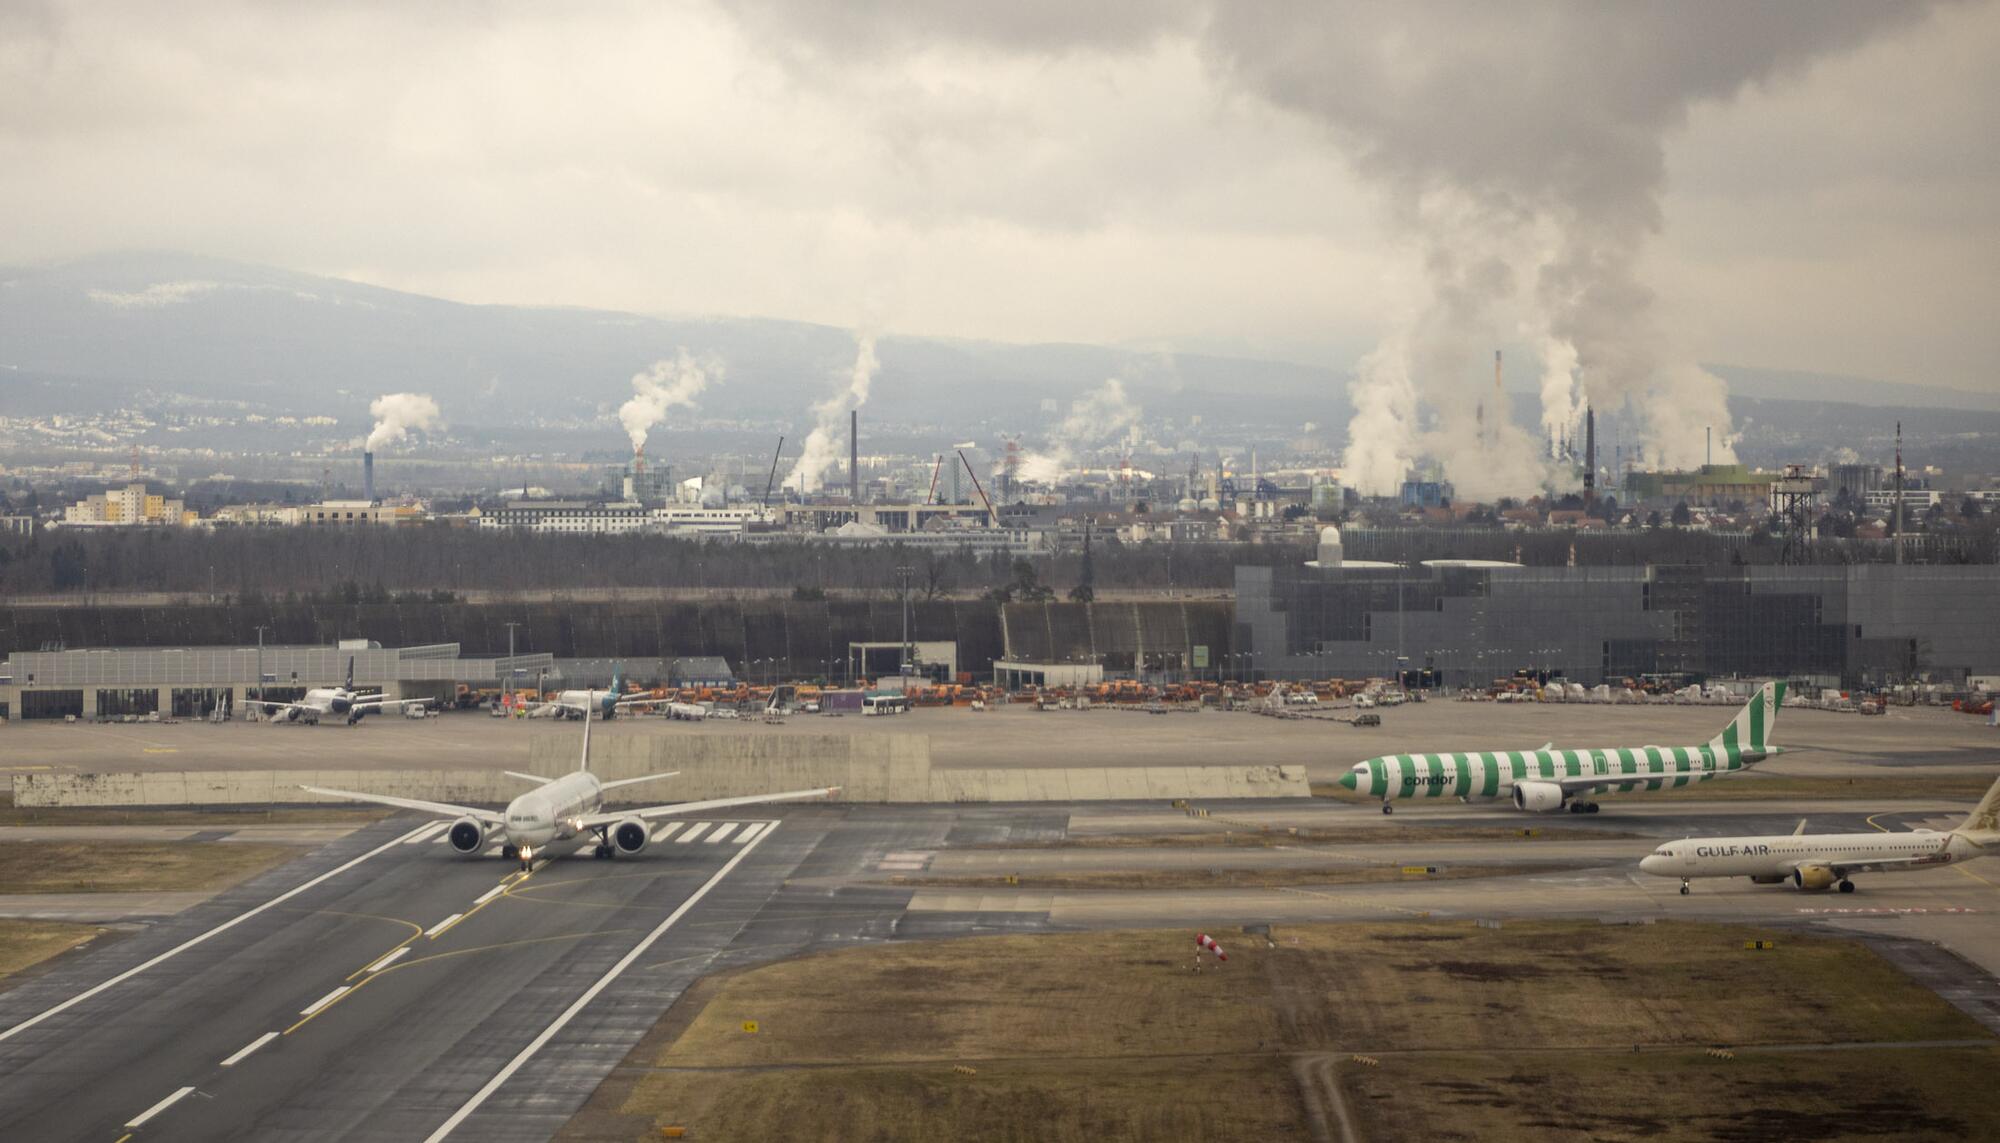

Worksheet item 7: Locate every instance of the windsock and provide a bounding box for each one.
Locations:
[1196,933,1227,962]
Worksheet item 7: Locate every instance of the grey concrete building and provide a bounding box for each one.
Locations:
[1236,562,2000,691]
[0,643,553,721]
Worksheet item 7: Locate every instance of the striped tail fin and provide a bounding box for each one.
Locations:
[1707,681,1785,759]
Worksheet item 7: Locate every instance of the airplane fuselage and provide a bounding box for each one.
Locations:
[1342,744,1764,804]
[501,770,605,855]
[1641,831,1979,881]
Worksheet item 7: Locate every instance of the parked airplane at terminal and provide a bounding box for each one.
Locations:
[530,665,655,720]
[1642,774,2000,895]
[249,657,431,726]
[302,706,836,869]
[1335,682,1786,815]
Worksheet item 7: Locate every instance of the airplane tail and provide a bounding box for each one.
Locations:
[1707,681,1785,760]
[579,703,593,773]
[345,656,355,691]
[1955,774,2000,843]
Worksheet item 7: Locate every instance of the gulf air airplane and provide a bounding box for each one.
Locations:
[1335,681,1785,815]
[1641,773,2000,895]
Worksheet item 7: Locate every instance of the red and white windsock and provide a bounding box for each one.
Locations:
[1195,933,1227,961]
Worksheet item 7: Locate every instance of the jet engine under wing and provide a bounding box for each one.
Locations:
[575,786,839,831]
[298,784,506,825]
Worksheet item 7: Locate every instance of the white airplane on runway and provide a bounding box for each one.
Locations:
[300,706,837,869]
[250,657,431,726]
[1640,774,2000,896]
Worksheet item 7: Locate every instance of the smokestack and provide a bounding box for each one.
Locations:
[1583,407,1596,503]
[1705,426,1712,468]
[850,409,860,503]
[363,450,375,502]
[1493,349,1502,447]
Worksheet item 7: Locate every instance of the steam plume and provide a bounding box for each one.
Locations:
[787,333,879,493]
[365,393,441,451]
[1017,378,1142,484]
[1197,2,1925,492]
[618,350,716,454]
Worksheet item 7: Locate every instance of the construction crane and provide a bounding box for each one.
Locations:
[761,436,785,508]
[957,449,997,526]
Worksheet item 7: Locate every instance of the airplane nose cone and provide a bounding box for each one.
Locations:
[1639,854,1665,875]
[1336,770,1359,791]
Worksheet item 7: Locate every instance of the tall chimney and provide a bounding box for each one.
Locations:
[363,450,375,502]
[1493,349,1502,446]
[850,409,860,503]
[1583,407,1596,503]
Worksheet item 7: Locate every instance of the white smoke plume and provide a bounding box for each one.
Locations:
[1017,378,1142,484]
[618,350,717,454]
[788,333,880,493]
[1194,2,1928,492]
[365,393,442,451]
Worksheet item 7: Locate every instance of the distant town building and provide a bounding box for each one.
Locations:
[1623,464,1777,507]
[58,482,196,527]
[0,516,33,536]
[299,500,426,526]
[480,500,650,534]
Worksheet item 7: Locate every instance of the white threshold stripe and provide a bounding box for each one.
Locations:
[300,986,350,1016]
[704,823,737,844]
[422,823,780,1142]
[650,822,683,843]
[404,821,447,844]
[220,1031,279,1067]
[425,914,464,938]
[125,1085,198,1128]
[366,947,410,973]
[733,822,770,845]
[0,822,430,1046]
[676,822,711,844]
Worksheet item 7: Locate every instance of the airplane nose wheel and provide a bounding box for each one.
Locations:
[1679,879,1690,896]
[1380,803,1394,815]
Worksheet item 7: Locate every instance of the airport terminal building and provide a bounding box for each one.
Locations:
[1236,562,2000,690]
[0,643,554,721]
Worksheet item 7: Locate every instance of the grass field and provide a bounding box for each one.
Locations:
[0,841,299,894]
[0,787,389,826]
[1314,772,2000,804]
[566,920,1998,1142]
[0,920,104,983]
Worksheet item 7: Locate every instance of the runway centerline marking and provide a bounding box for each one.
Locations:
[425,913,466,939]
[300,986,350,1016]
[220,1031,279,1067]
[422,823,781,1142]
[124,1086,197,1128]
[365,947,410,972]
[0,822,431,1046]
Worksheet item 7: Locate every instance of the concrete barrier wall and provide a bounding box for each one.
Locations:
[13,745,1311,807]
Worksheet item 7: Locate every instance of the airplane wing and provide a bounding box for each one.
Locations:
[612,694,661,707]
[298,784,505,825]
[247,700,316,715]
[574,786,839,830]
[349,697,430,714]
[1787,853,1953,876]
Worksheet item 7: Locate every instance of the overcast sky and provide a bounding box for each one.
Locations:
[2,1,1993,393]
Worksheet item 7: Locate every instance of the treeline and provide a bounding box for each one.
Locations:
[0,526,1301,597]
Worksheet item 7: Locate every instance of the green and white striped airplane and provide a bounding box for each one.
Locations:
[1335,681,1786,815]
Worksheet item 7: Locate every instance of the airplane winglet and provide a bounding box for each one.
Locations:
[1793,819,1807,836]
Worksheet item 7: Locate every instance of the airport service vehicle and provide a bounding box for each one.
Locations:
[1641,774,2000,895]
[301,706,837,870]
[1336,681,1785,815]
[248,657,431,726]
[529,665,655,720]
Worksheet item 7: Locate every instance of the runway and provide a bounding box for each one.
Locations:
[0,809,932,1142]
[3,795,1998,1140]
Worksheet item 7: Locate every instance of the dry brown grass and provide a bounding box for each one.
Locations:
[567,920,1995,1142]
[0,841,298,894]
[0,920,104,982]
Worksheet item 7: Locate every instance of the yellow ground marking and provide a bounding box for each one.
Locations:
[114,1134,133,1143]
[141,748,179,755]
[500,868,703,913]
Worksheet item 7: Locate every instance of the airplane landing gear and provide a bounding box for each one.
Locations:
[593,844,613,859]
[1679,878,1690,896]
[1838,879,1855,893]
[1568,802,1600,814]
[1381,802,1394,815]
[502,844,518,860]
